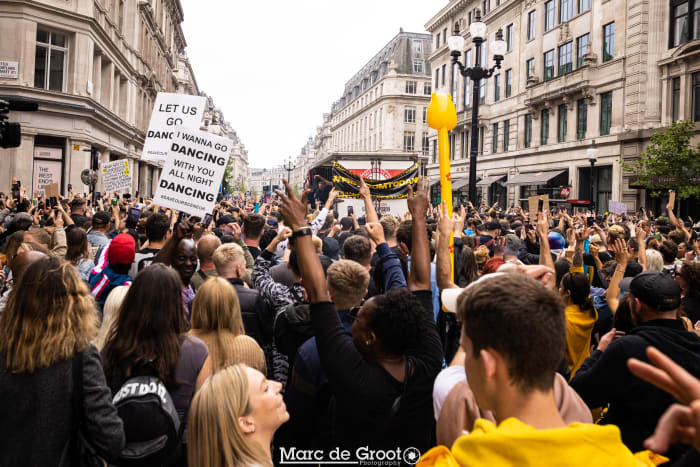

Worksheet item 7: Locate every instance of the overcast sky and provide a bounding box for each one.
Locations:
[181,0,443,169]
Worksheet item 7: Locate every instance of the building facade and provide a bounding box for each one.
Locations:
[425,0,697,214]
[0,0,191,197]
[327,30,433,174]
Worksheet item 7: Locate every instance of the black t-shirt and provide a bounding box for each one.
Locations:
[682,295,700,324]
[247,246,261,260]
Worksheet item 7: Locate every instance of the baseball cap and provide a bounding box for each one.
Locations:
[215,214,235,227]
[92,211,111,226]
[108,233,136,265]
[619,271,681,311]
[322,237,340,260]
[267,218,279,229]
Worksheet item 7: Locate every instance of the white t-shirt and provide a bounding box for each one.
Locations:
[432,365,467,421]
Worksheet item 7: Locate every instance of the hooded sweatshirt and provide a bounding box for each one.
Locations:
[417,418,666,467]
[571,319,700,461]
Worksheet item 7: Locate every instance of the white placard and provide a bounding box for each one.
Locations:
[0,61,18,79]
[141,92,206,162]
[608,200,627,215]
[102,159,132,193]
[152,127,231,217]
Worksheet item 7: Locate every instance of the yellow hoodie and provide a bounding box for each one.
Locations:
[417,418,667,467]
[565,304,597,377]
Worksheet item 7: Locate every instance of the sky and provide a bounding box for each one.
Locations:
[180,0,444,169]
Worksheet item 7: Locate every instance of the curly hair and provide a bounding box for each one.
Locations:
[0,256,97,373]
[680,260,700,297]
[365,289,428,356]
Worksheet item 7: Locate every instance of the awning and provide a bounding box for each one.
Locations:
[506,170,566,185]
[451,178,470,190]
[476,174,507,187]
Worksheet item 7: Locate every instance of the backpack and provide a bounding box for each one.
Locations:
[273,285,313,360]
[112,374,184,466]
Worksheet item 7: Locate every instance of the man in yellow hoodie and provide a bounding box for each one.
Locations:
[418,273,664,467]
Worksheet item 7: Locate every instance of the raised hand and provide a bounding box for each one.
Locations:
[358,176,371,200]
[276,180,311,231]
[612,238,630,265]
[365,222,386,245]
[406,178,429,218]
[437,200,455,238]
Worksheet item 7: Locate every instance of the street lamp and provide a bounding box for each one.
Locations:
[282,156,297,187]
[449,10,506,205]
[587,140,599,213]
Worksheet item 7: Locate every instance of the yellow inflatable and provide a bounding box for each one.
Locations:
[427,92,457,280]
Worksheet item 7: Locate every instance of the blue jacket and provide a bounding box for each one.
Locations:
[89,264,131,312]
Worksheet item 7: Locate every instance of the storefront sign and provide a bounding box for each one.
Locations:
[102,159,132,193]
[153,127,230,217]
[0,61,18,79]
[32,159,62,197]
[560,187,570,198]
[142,93,206,162]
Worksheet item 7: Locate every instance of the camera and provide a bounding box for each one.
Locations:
[0,99,38,149]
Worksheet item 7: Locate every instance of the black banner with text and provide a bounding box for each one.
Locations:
[331,161,418,200]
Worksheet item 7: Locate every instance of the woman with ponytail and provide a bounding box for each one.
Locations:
[559,272,597,378]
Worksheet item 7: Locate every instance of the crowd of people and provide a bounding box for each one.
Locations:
[0,178,699,466]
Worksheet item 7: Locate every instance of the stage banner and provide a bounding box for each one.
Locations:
[331,161,418,200]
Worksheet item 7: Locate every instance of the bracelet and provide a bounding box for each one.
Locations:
[291,227,312,241]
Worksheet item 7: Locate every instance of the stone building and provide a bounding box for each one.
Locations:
[327,30,433,175]
[425,0,698,215]
[0,0,194,197]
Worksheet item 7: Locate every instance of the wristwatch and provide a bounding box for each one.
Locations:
[291,227,312,241]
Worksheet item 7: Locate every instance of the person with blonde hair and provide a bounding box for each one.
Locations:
[646,249,663,272]
[188,364,289,467]
[0,256,125,465]
[94,284,129,351]
[189,277,266,373]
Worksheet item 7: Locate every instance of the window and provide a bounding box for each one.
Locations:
[503,119,510,151]
[436,33,440,49]
[524,114,533,148]
[463,130,469,158]
[441,64,446,86]
[505,69,512,97]
[432,140,437,163]
[672,77,681,122]
[578,0,590,13]
[422,107,427,123]
[506,24,513,51]
[483,0,490,14]
[406,81,417,94]
[558,42,573,75]
[405,106,416,123]
[576,33,590,68]
[603,22,615,62]
[492,123,499,153]
[600,91,612,135]
[693,73,700,121]
[34,29,67,91]
[526,58,535,79]
[544,50,554,81]
[435,68,440,88]
[422,135,430,154]
[413,40,424,54]
[541,109,549,145]
[452,63,459,104]
[404,131,415,151]
[479,79,485,104]
[468,11,473,24]
[527,10,536,40]
[671,0,692,47]
[557,104,567,142]
[443,28,448,45]
[560,0,573,23]
[424,83,432,95]
[577,98,587,139]
[545,1,556,31]
[494,74,501,101]
[464,50,473,108]
[413,59,424,74]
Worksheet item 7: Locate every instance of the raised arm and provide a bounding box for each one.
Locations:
[358,177,379,224]
[406,179,431,291]
[436,201,458,291]
[605,239,629,315]
[636,224,648,271]
[536,211,554,273]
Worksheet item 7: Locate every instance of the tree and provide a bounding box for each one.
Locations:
[624,120,700,201]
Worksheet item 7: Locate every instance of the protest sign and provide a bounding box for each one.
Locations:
[141,93,206,162]
[669,190,676,210]
[152,127,231,217]
[102,159,132,193]
[608,200,627,215]
[44,183,59,199]
[32,157,62,198]
[527,194,549,220]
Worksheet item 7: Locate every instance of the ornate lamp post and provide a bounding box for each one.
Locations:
[448,10,507,204]
[587,140,599,213]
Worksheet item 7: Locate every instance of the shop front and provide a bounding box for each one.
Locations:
[507,169,570,209]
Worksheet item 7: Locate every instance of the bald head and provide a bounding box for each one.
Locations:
[12,250,48,284]
[197,234,222,264]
